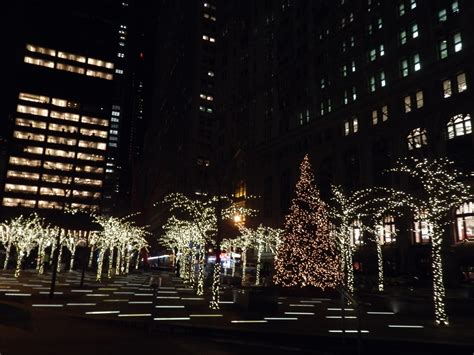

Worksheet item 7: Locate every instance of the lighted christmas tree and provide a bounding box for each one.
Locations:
[274,155,341,289]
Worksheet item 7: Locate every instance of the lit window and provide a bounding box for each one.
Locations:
[17,105,48,117]
[413,53,421,71]
[115,69,124,74]
[372,110,378,125]
[350,36,355,47]
[50,111,80,122]
[377,215,396,244]
[407,128,428,150]
[380,71,386,87]
[379,44,385,56]
[40,187,68,197]
[453,32,462,52]
[42,174,71,184]
[88,58,114,69]
[443,79,452,98]
[447,114,472,139]
[43,161,73,171]
[415,90,424,108]
[234,181,247,198]
[455,202,473,242]
[413,212,432,243]
[342,65,348,77]
[6,171,40,180]
[382,105,388,121]
[410,0,416,9]
[344,121,350,136]
[438,9,447,22]
[86,69,113,80]
[5,183,38,194]
[48,123,78,134]
[401,59,409,77]
[351,220,363,246]
[26,44,56,56]
[76,153,104,162]
[56,62,85,74]
[404,95,412,113]
[38,200,63,209]
[23,146,43,155]
[13,131,45,142]
[24,56,55,68]
[344,90,348,104]
[457,72,467,93]
[439,39,448,59]
[452,1,459,13]
[15,118,46,129]
[370,76,376,92]
[46,136,77,146]
[57,51,86,63]
[411,23,419,38]
[45,148,75,159]
[19,93,50,104]
[377,17,382,29]
[112,111,121,116]
[74,177,103,186]
[398,3,405,16]
[2,198,36,208]
[351,60,356,72]
[9,157,41,167]
[76,166,104,174]
[399,30,407,45]
[352,86,357,101]
[80,128,108,139]
[343,117,358,135]
[81,116,109,126]
[369,49,376,61]
[208,71,215,77]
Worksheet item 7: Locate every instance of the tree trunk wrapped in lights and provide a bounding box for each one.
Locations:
[388,157,471,326]
[3,242,11,270]
[96,249,105,282]
[161,192,256,309]
[275,155,342,289]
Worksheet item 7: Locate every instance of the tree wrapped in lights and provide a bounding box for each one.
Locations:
[1,214,43,278]
[93,215,149,282]
[389,157,472,325]
[232,225,282,286]
[274,155,342,289]
[162,192,256,309]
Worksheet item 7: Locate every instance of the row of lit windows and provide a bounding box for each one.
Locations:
[6,167,104,184]
[2,197,99,211]
[26,44,114,69]
[18,96,109,127]
[200,93,214,101]
[407,114,471,150]
[19,93,79,109]
[24,56,113,81]
[202,35,216,43]
[5,182,102,195]
[350,202,472,244]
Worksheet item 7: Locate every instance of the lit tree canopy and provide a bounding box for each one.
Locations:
[389,157,472,325]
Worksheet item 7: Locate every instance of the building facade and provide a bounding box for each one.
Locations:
[0,0,150,217]
[216,0,473,279]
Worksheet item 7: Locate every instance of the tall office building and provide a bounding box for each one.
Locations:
[216,0,473,277]
[134,0,218,232]
[0,0,140,216]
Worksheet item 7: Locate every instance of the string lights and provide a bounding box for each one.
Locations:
[274,155,342,289]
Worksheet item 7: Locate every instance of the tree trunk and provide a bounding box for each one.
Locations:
[108,246,114,279]
[69,245,76,271]
[255,241,263,286]
[197,246,205,296]
[4,243,11,270]
[431,227,448,325]
[376,241,384,292]
[15,249,23,278]
[241,247,247,284]
[96,249,105,282]
[88,246,94,268]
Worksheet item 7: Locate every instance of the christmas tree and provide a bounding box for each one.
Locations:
[274,154,341,289]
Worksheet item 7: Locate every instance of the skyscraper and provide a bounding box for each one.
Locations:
[0,0,139,216]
